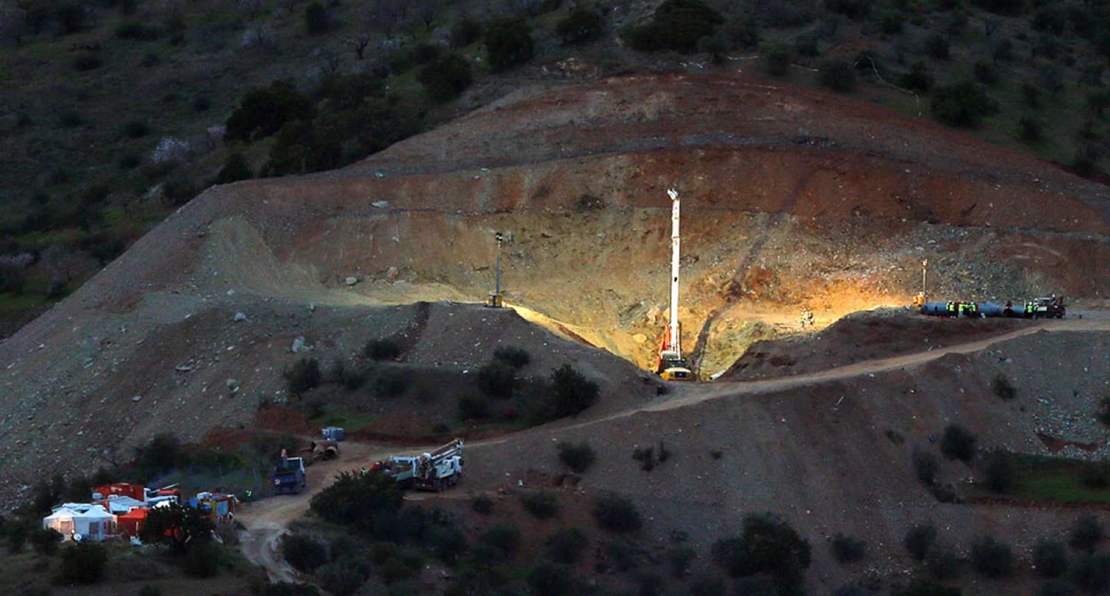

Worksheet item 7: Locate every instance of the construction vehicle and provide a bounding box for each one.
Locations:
[487,232,505,308]
[369,439,464,492]
[271,452,306,495]
[1021,295,1066,318]
[657,189,693,381]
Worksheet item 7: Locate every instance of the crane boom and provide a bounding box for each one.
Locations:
[668,188,681,358]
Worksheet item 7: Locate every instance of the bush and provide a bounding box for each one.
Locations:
[981,450,1015,493]
[0,263,27,295]
[485,18,534,72]
[689,573,727,596]
[831,533,866,563]
[765,45,791,76]
[974,61,997,85]
[493,346,531,368]
[912,449,939,486]
[7,520,27,553]
[1039,579,1078,596]
[1097,398,1110,426]
[72,54,104,71]
[896,580,962,596]
[818,59,857,92]
[457,391,491,420]
[364,338,401,360]
[1070,514,1102,552]
[418,53,473,103]
[122,120,150,139]
[940,424,977,461]
[545,528,587,564]
[316,562,364,596]
[310,471,403,529]
[225,80,314,143]
[901,63,934,92]
[450,18,483,48]
[476,361,516,398]
[1074,554,1110,592]
[58,543,108,584]
[698,34,728,64]
[520,491,559,519]
[549,364,600,417]
[931,82,995,128]
[284,358,322,396]
[971,535,1013,578]
[282,533,328,573]
[1034,538,1069,578]
[1021,117,1044,143]
[904,523,938,561]
[304,2,331,35]
[30,528,62,556]
[530,561,572,596]
[926,544,962,580]
[557,441,596,473]
[711,513,811,589]
[214,153,253,185]
[374,369,407,398]
[827,0,872,19]
[472,494,494,514]
[557,7,604,45]
[925,34,950,60]
[626,0,724,53]
[183,541,220,578]
[138,585,163,596]
[481,524,521,556]
[992,374,1015,400]
[593,492,642,533]
[117,21,159,41]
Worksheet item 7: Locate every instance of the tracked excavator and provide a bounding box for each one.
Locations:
[657,189,694,382]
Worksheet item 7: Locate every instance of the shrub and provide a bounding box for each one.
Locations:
[418,53,473,103]
[379,557,412,584]
[926,544,962,580]
[593,492,642,533]
[940,424,977,461]
[374,369,407,398]
[896,580,962,596]
[472,494,493,514]
[992,374,1016,399]
[138,585,163,596]
[698,34,728,64]
[72,54,103,71]
[58,543,108,584]
[925,34,950,60]
[476,361,516,398]
[1021,117,1044,143]
[214,153,253,185]
[544,528,587,564]
[1074,554,1110,592]
[711,513,811,589]
[901,63,934,92]
[1039,579,1078,596]
[818,59,857,92]
[530,561,572,596]
[183,541,219,578]
[1034,538,1069,578]
[450,18,483,48]
[550,364,600,417]
[30,528,62,556]
[0,263,27,295]
[1070,514,1103,552]
[309,471,403,529]
[971,535,1013,578]
[284,358,322,396]
[122,120,150,139]
[482,523,521,556]
[225,80,314,143]
[765,45,790,76]
[827,0,872,19]
[974,61,998,85]
[557,7,604,45]
[688,573,727,596]
[485,18,534,72]
[626,0,724,53]
[520,491,559,519]
[493,346,530,368]
[904,523,938,561]
[117,21,160,41]
[304,2,331,35]
[912,449,939,486]
[931,81,995,128]
[981,450,1015,493]
[317,562,364,596]
[557,441,596,473]
[831,533,866,563]
[834,585,867,596]
[457,391,490,420]
[7,520,27,553]
[282,533,328,573]
[364,338,401,360]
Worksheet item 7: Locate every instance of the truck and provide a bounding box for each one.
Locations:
[370,439,464,492]
[271,456,306,495]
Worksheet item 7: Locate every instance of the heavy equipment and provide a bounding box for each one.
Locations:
[657,189,693,381]
[270,452,306,495]
[487,232,505,308]
[369,439,464,492]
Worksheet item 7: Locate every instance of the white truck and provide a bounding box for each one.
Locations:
[370,439,464,492]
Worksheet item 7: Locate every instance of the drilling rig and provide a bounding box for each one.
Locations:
[657,189,693,381]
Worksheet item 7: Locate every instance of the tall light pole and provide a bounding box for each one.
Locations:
[921,259,928,298]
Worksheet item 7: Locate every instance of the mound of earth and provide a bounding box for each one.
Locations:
[723,308,1029,380]
[2,71,1108,499]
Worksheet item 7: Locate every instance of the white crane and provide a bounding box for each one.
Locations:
[658,188,693,381]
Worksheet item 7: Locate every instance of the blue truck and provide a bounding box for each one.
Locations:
[271,456,306,495]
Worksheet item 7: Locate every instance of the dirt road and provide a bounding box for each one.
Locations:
[237,315,1110,582]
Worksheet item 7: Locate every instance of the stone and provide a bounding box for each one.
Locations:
[344,276,359,286]
[132,395,142,402]
[233,312,248,322]
[291,336,306,353]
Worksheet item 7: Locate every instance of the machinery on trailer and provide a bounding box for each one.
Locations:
[271,452,306,495]
[370,439,464,492]
[657,188,693,381]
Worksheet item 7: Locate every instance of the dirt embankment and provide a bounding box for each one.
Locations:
[724,308,1030,380]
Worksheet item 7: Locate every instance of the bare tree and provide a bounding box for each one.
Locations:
[412,0,439,32]
[344,30,371,59]
[319,47,341,73]
[983,17,999,37]
[367,0,406,40]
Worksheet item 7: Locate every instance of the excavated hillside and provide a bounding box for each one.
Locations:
[1,71,1108,500]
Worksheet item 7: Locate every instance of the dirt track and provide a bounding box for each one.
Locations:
[237,314,1110,583]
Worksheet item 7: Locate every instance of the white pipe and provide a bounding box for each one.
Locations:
[668,188,681,358]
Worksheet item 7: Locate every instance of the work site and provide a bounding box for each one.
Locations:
[2,2,1110,595]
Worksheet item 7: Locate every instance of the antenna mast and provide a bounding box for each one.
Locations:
[667,188,680,358]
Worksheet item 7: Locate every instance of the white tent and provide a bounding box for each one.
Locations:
[43,504,116,541]
[103,495,146,514]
